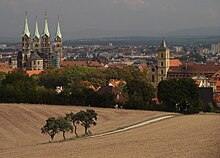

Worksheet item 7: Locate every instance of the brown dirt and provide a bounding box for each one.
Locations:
[0,104,219,158]
[0,104,169,149]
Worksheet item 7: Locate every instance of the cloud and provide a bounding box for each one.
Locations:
[112,0,145,8]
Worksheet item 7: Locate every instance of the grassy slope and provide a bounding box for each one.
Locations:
[0,104,169,149]
[0,104,219,158]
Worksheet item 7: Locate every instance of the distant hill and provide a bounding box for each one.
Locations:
[65,35,220,46]
[166,27,220,36]
[1,26,219,44]
[0,36,19,43]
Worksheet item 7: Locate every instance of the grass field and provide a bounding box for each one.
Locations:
[0,104,219,158]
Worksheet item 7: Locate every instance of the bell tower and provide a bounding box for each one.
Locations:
[157,38,170,84]
[53,16,62,68]
[33,16,40,53]
[41,12,51,69]
[21,11,31,68]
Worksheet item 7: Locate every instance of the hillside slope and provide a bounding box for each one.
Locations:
[0,104,219,158]
[0,104,169,149]
[1,114,219,158]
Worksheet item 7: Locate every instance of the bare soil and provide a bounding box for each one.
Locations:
[0,104,219,158]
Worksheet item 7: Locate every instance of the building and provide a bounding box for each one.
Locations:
[18,12,63,70]
[209,70,220,93]
[211,43,220,54]
[148,38,220,90]
[29,52,43,70]
[157,38,170,83]
[167,63,220,80]
[61,61,102,68]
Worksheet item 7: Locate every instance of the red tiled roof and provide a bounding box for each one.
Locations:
[26,70,44,76]
[87,61,103,67]
[168,63,220,74]
[0,62,12,73]
[211,69,220,78]
[169,59,183,67]
[140,63,147,69]
[61,61,102,68]
[107,64,127,68]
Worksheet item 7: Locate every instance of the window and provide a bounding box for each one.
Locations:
[161,53,164,58]
[161,70,164,74]
[161,77,164,81]
[152,75,155,82]
[161,62,164,67]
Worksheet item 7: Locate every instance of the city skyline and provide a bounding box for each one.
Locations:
[0,0,220,40]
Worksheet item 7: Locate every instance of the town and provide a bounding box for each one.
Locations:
[0,0,220,157]
[0,14,219,107]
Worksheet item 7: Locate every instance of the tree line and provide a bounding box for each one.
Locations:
[0,66,216,114]
[41,109,97,141]
[0,66,154,110]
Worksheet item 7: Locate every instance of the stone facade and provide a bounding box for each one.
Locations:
[19,13,62,70]
[157,38,170,84]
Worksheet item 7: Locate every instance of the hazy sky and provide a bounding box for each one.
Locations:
[0,0,220,40]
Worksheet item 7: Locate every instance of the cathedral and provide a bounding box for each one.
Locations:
[18,12,62,70]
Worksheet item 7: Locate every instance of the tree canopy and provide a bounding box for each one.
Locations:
[0,72,37,103]
[157,78,201,114]
[41,117,59,141]
[42,109,98,142]
[126,79,155,110]
[77,109,98,135]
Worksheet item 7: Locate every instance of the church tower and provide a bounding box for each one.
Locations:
[157,38,170,83]
[53,16,62,68]
[41,12,51,69]
[32,16,40,53]
[21,12,31,68]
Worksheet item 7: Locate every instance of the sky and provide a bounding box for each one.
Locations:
[0,0,220,40]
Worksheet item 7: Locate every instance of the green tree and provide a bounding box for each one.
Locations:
[56,117,73,140]
[65,112,80,136]
[157,78,200,114]
[38,69,68,89]
[77,109,97,135]
[0,72,37,103]
[41,117,59,142]
[126,79,155,109]
[0,72,6,85]
[103,68,118,81]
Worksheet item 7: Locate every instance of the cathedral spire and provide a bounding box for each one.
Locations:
[42,11,50,37]
[22,11,31,37]
[34,16,40,39]
[55,15,62,39]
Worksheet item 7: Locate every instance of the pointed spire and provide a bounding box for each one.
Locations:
[160,37,167,48]
[34,16,40,39]
[42,11,50,37]
[22,11,31,37]
[55,15,62,39]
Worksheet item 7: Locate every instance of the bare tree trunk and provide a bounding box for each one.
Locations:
[50,134,54,142]
[85,127,88,135]
[63,131,66,140]
[73,123,78,136]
